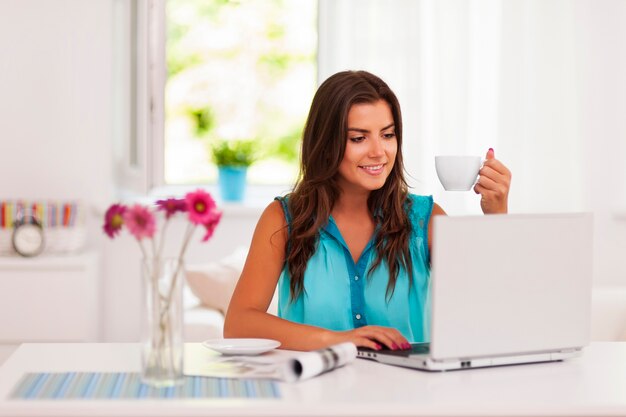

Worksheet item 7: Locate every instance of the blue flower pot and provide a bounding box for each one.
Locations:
[218,166,247,202]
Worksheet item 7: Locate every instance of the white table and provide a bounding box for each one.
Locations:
[1,342,625,417]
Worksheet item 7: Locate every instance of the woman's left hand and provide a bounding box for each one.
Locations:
[474,148,511,214]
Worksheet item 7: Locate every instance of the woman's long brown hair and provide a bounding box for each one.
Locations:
[285,70,413,302]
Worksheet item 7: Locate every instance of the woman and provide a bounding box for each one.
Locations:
[224,70,511,351]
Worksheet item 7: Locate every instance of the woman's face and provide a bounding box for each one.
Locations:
[336,99,398,194]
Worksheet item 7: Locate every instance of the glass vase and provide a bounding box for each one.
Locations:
[141,257,184,387]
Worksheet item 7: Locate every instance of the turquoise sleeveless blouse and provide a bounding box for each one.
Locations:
[275,194,433,343]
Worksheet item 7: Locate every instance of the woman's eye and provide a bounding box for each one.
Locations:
[349,136,366,143]
[383,132,396,139]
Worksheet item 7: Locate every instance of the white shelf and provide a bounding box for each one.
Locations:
[0,251,96,270]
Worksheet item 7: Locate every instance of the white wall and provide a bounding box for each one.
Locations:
[573,0,626,287]
[0,0,114,206]
[0,0,624,342]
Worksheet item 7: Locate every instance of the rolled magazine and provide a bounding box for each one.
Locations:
[185,342,357,382]
[280,342,357,382]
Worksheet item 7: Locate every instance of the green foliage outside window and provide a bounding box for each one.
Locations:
[186,106,216,138]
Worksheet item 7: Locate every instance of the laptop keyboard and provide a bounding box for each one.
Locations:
[359,343,430,357]
[409,343,430,354]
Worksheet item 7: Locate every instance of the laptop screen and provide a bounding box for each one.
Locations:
[429,213,592,360]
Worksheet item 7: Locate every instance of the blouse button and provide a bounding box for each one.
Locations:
[354,275,359,281]
[355,314,362,320]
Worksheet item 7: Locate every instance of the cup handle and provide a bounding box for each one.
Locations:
[474,158,486,187]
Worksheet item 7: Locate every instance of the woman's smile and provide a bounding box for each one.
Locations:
[358,163,386,175]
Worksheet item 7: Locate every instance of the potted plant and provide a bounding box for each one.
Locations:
[209,139,256,202]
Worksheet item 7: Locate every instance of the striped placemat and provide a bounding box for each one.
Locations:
[10,372,280,400]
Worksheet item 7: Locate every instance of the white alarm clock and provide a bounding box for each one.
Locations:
[12,214,45,257]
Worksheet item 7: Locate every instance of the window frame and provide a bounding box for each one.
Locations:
[146,0,166,191]
[113,0,165,195]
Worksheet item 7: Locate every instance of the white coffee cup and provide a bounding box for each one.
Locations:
[435,155,482,191]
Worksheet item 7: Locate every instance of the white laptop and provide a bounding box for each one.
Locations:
[357,213,593,371]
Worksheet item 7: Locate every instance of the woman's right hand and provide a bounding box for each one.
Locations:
[327,326,411,351]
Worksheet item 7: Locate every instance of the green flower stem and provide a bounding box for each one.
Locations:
[161,222,195,314]
[138,239,148,260]
[151,236,157,260]
[156,219,170,262]
[151,263,177,383]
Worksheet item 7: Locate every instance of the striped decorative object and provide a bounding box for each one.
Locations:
[0,200,86,255]
[0,200,80,229]
[10,372,280,400]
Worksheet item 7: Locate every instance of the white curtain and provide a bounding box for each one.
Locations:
[318,0,586,215]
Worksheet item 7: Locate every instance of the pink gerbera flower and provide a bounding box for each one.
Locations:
[103,204,127,239]
[155,198,187,219]
[123,204,156,240]
[185,189,217,225]
[201,209,223,242]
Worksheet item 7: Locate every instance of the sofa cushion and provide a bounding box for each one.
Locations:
[185,246,278,316]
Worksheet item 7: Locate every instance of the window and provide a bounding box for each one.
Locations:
[156,0,317,187]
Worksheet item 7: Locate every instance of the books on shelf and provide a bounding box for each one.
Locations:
[185,342,357,383]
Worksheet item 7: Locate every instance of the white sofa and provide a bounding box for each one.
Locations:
[183,252,626,342]
[183,304,225,342]
[183,247,278,342]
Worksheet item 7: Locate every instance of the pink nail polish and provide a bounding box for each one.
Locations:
[374,343,382,351]
[403,343,411,350]
[391,343,399,351]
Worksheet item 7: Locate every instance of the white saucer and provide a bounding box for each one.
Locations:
[202,338,281,355]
